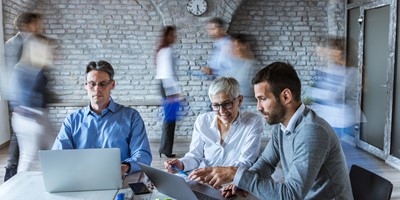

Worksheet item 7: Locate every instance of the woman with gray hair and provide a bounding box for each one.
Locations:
[164,77,263,173]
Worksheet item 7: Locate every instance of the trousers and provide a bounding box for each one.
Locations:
[11,107,55,172]
[158,121,176,155]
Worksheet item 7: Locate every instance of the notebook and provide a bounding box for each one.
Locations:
[138,162,226,200]
[39,148,122,193]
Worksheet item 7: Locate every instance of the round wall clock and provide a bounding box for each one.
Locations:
[187,0,207,16]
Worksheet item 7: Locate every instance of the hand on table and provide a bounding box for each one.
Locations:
[222,184,249,198]
[189,166,238,189]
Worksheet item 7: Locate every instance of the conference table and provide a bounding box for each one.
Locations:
[0,171,257,200]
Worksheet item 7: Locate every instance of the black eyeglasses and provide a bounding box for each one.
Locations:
[85,80,112,89]
[211,97,238,111]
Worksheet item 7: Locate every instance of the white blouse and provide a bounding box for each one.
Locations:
[155,47,180,96]
[180,111,264,171]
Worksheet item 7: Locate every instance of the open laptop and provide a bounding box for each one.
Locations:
[138,162,226,200]
[39,148,122,193]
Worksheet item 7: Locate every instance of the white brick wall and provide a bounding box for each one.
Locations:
[2,0,344,139]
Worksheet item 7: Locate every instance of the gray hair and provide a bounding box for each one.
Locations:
[208,77,240,100]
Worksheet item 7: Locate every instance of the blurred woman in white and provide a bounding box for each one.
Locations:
[11,34,55,172]
[155,25,181,158]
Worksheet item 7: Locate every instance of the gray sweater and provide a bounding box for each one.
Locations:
[234,106,353,200]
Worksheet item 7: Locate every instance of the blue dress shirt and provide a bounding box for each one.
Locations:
[208,36,233,78]
[52,98,152,173]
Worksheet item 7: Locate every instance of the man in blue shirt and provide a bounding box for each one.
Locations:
[52,60,152,174]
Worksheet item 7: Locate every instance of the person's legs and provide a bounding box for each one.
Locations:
[333,127,344,138]
[159,121,176,157]
[4,133,19,181]
[12,112,47,173]
[342,125,356,137]
[334,125,357,139]
[4,102,19,181]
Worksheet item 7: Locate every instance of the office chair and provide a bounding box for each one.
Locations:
[349,164,393,200]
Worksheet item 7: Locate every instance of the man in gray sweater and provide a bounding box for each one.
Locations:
[189,61,353,199]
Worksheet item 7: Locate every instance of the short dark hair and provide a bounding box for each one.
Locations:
[252,62,301,102]
[231,34,248,44]
[208,17,225,28]
[86,60,115,80]
[14,13,42,31]
[320,36,345,51]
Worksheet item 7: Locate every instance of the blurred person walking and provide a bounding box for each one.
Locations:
[310,36,365,137]
[225,34,257,100]
[10,33,55,173]
[155,25,181,158]
[201,17,234,79]
[3,12,43,181]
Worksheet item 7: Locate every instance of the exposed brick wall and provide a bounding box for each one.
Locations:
[228,0,342,86]
[2,0,344,140]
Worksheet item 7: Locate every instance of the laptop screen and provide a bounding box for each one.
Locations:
[138,162,225,200]
[39,148,122,192]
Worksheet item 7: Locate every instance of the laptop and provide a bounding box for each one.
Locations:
[138,162,226,200]
[39,148,122,193]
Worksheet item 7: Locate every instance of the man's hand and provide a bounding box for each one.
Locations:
[201,66,213,75]
[189,166,238,189]
[121,164,130,177]
[164,159,184,173]
[222,184,249,198]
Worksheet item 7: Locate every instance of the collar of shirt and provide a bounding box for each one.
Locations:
[213,36,231,49]
[19,31,33,40]
[280,103,305,134]
[210,110,242,130]
[83,97,117,117]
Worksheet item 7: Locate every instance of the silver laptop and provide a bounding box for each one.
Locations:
[39,148,122,193]
[138,162,226,200]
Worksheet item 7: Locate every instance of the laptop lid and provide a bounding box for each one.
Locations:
[138,162,225,200]
[39,148,122,193]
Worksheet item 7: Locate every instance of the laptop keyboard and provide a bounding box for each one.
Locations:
[193,190,220,200]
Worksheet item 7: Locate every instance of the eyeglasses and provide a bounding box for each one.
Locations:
[211,97,238,111]
[85,80,112,89]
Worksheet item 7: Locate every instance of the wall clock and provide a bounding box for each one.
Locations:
[187,0,207,16]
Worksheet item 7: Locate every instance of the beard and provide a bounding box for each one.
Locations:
[264,99,286,125]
